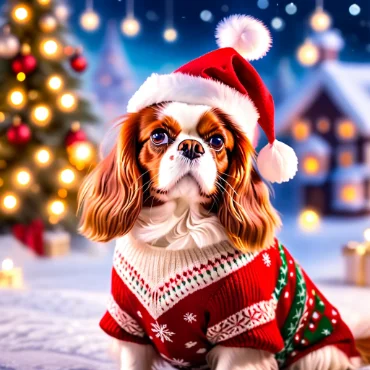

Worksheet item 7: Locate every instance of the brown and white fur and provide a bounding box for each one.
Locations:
[78,102,361,370]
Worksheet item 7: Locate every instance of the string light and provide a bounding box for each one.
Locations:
[1,192,19,213]
[310,0,331,32]
[80,0,100,32]
[48,199,66,217]
[35,147,52,166]
[68,142,94,169]
[37,0,51,5]
[14,168,32,187]
[121,0,140,36]
[299,209,320,231]
[58,189,68,198]
[57,92,77,112]
[364,228,370,242]
[8,88,26,109]
[31,104,52,126]
[0,112,5,123]
[47,75,63,91]
[59,168,76,185]
[11,4,31,24]
[55,3,69,22]
[40,38,62,59]
[297,39,319,67]
[164,0,177,42]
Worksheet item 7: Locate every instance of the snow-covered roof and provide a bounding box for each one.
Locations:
[312,30,344,51]
[295,134,331,157]
[331,164,370,182]
[276,61,370,136]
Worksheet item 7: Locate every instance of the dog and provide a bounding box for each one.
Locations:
[78,14,365,370]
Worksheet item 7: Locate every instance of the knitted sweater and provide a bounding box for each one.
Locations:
[100,235,358,370]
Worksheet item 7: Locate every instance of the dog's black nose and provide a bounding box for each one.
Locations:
[178,139,205,160]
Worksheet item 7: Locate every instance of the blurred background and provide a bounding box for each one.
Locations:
[0,0,370,369]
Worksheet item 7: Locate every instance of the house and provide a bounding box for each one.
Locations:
[275,30,370,216]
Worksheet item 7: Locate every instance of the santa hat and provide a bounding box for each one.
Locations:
[127,15,298,183]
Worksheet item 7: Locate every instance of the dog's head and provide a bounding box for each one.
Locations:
[78,102,280,251]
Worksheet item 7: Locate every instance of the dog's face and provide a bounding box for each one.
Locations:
[78,102,280,251]
[137,102,235,204]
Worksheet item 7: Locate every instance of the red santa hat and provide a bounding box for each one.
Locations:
[127,15,298,183]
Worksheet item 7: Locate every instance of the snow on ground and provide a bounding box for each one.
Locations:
[0,215,370,370]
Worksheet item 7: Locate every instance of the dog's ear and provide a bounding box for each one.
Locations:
[217,130,281,252]
[78,113,143,242]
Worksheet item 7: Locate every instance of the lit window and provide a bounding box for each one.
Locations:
[303,156,320,175]
[317,117,330,133]
[293,119,310,141]
[337,119,356,140]
[340,184,357,203]
[339,151,354,167]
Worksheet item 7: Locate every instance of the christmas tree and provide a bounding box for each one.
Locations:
[0,0,97,234]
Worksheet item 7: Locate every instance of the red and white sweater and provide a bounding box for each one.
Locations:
[100,235,358,369]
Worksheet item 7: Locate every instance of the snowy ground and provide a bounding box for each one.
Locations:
[1,216,370,370]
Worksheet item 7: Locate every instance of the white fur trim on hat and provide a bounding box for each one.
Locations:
[257,140,298,183]
[127,72,259,142]
[216,15,272,61]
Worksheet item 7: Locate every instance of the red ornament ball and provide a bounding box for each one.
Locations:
[70,54,88,73]
[7,123,32,145]
[12,54,37,74]
[65,129,86,148]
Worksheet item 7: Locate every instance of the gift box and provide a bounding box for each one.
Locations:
[343,242,370,286]
[43,231,71,257]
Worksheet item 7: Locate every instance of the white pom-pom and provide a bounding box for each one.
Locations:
[216,15,272,61]
[257,140,298,184]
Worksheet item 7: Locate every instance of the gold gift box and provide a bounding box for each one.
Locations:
[343,242,370,286]
[43,231,71,257]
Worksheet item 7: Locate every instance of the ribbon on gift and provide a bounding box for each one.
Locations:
[11,219,45,256]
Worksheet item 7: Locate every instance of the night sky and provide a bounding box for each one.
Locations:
[2,0,370,84]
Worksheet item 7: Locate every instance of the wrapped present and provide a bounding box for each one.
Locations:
[343,242,370,286]
[43,230,71,257]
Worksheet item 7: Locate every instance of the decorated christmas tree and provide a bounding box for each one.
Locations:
[0,0,97,239]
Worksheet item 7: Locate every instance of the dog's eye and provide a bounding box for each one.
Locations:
[209,135,224,151]
[151,130,169,145]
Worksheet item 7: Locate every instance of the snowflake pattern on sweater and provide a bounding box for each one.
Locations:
[100,236,358,370]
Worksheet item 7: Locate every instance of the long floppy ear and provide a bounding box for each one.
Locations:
[218,130,281,252]
[78,113,143,242]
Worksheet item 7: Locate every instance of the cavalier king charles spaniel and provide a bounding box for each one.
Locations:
[78,102,363,370]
